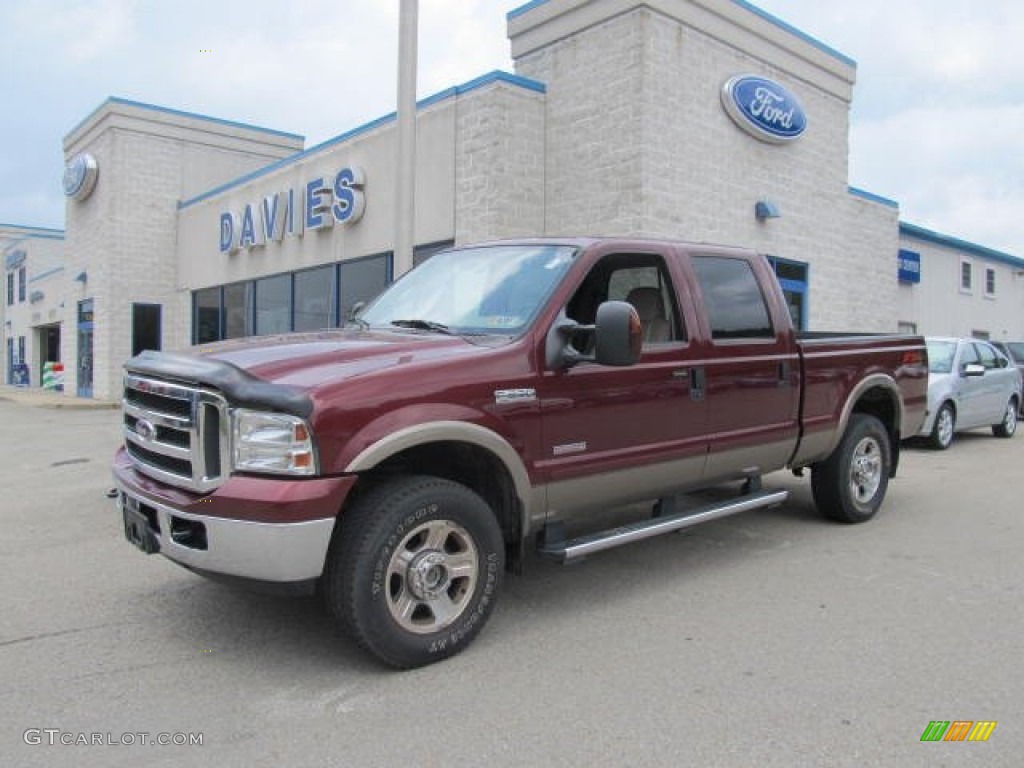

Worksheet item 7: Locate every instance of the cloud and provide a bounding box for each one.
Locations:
[853,104,1024,253]
[7,0,138,62]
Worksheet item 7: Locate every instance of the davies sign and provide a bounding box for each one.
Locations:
[721,75,807,144]
[219,166,365,254]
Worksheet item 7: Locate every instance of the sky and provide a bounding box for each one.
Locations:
[1,0,1022,256]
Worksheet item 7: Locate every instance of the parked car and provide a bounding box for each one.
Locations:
[992,341,1024,415]
[921,337,1021,449]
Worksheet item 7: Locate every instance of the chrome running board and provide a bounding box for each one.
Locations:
[538,489,788,563]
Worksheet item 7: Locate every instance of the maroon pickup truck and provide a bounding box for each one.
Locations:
[113,238,927,668]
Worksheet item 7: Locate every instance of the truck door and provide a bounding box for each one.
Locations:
[538,248,708,519]
[687,254,800,481]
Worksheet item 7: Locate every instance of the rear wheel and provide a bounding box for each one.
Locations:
[812,413,891,524]
[928,402,955,450]
[992,398,1018,438]
[323,475,504,669]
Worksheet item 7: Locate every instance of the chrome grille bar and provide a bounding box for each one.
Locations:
[122,374,228,492]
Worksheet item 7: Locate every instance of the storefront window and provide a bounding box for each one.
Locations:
[224,282,253,339]
[340,254,391,322]
[294,265,337,331]
[255,274,292,335]
[77,298,94,323]
[768,256,808,331]
[413,241,453,267]
[193,287,222,344]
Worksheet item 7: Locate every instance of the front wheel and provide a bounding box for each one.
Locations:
[928,402,955,450]
[811,413,892,524]
[323,476,504,669]
[992,398,1018,438]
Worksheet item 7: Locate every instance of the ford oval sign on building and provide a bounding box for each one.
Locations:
[721,75,807,144]
[63,152,99,201]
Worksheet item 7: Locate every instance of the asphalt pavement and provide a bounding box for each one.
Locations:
[1,397,1021,767]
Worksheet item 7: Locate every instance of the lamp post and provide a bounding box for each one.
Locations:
[395,0,418,277]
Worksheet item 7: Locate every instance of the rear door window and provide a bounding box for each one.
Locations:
[691,256,774,339]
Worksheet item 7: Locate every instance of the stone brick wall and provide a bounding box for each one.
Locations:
[454,83,546,244]
[512,1,900,331]
[62,103,302,399]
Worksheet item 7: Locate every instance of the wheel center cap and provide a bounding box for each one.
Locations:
[408,551,449,600]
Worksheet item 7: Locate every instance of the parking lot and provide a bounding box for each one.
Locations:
[2,394,1021,767]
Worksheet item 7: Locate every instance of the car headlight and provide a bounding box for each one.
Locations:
[232,409,318,476]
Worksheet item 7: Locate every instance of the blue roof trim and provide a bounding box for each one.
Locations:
[507,0,856,68]
[899,221,1024,268]
[848,186,898,209]
[67,97,305,143]
[0,222,65,239]
[178,71,546,209]
[729,0,856,68]
[29,266,65,283]
[507,0,547,19]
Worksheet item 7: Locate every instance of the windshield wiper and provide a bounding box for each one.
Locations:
[389,319,453,335]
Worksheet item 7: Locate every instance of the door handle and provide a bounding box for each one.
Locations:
[689,366,706,401]
[778,361,791,387]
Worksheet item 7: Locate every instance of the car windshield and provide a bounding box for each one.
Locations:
[359,244,577,336]
[926,340,956,374]
[1004,342,1024,363]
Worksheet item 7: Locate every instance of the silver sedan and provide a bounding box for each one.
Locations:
[920,337,1021,449]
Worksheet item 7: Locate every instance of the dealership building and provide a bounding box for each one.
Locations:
[3,0,1023,399]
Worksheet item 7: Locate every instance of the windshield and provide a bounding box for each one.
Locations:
[926,340,956,374]
[360,244,577,335]
[1004,342,1024,363]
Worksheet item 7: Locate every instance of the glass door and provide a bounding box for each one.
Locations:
[77,299,94,398]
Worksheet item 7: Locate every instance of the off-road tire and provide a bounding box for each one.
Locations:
[812,413,892,524]
[323,475,504,669]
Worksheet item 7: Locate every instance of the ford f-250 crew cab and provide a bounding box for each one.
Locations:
[113,238,928,668]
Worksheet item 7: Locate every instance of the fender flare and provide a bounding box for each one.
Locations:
[823,373,904,458]
[344,420,535,523]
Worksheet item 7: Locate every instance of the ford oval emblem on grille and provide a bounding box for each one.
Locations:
[136,419,156,441]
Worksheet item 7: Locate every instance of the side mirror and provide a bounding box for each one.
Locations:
[594,300,642,366]
[962,363,985,378]
[545,301,642,369]
[347,301,366,322]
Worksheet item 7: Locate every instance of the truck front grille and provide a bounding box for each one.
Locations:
[122,374,228,492]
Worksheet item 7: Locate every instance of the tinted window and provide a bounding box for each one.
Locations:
[294,265,337,331]
[959,342,979,367]
[255,274,292,335]
[340,254,390,322]
[224,282,253,339]
[1005,342,1024,363]
[975,342,998,369]
[193,287,222,344]
[131,303,161,356]
[692,256,773,339]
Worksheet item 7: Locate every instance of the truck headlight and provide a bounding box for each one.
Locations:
[232,410,318,476]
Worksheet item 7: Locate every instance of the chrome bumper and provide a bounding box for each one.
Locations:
[114,481,336,583]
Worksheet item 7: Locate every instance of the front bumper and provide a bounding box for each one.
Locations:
[112,449,357,584]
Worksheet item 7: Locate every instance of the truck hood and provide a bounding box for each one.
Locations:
[197,329,507,391]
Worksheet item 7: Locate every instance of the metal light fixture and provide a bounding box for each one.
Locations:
[755,200,781,220]
[75,271,88,283]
